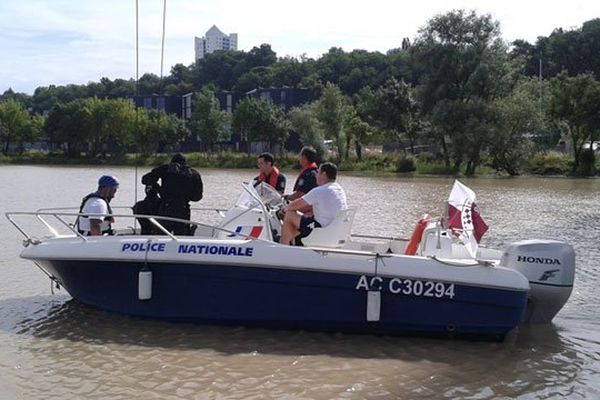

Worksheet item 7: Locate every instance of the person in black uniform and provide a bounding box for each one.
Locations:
[285,146,318,202]
[281,147,318,245]
[132,184,162,235]
[141,154,203,235]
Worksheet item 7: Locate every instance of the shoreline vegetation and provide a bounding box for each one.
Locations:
[3,12,600,178]
[1,151,595,178]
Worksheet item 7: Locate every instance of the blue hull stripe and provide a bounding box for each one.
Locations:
[41,260,527,340]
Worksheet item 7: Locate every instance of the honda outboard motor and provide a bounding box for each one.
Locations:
[501,240,575,323]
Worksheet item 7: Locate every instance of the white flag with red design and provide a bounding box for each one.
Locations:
[447,180,488,258]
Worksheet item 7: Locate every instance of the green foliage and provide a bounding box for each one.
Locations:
[416,161,460,175]
[413,9,512,174]
[512,19,600,80]
[524,152,572,175]
[345,115,373,161]
[549,72,600,175]
[289,104,325,153]
[44,98,186,158]
[6,12,600,179]
[0,99,39,155]
[135,109,189,155]
[395,154,417,172]
[367,78,420,151]
[232,98,290,152]
[577,148,597,176]
[315,83,348,158]
[189,89,230,151]
[488,78,542,175]
[44,99,89,156]
[1,88,32,109]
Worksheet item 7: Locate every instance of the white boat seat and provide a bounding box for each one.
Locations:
[301,208,356,248]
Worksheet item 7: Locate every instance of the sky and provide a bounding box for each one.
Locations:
[1,0,598,95]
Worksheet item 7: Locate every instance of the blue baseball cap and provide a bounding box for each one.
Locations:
[98,175,120,189]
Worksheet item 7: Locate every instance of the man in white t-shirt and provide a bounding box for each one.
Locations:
[280,162,347,245]
[77,175,119,236]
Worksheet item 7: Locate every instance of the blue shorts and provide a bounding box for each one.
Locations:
[299,215,322,238]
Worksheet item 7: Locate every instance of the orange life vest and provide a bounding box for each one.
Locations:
[258,166,281,190]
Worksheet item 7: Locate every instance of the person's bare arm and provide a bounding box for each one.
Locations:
[284,197,310,213]
[89,219,103,236]
[285,191,305,202]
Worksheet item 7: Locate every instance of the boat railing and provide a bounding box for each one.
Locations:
[4,209,267,244]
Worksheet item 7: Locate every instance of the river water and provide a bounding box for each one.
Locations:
[1,165,599,399]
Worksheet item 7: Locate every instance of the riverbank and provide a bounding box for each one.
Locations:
[0,150,596,177]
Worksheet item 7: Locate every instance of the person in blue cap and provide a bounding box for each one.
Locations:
[77,175,119,236]
[141,154,203,235]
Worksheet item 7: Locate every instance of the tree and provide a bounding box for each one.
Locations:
[189,89,230,151]
[315,83,348,159]
[271,56,315,88]
[98,99,138,155]
[134,110,189,155]
[371,78,418,151]
[510,18,600,81]
[488,78,543,175]
[245,44,277,68]
[44,100,91,156]
[232,98,290,152]
[345,114,373,161]
[549,72,600,175]
[166,63,192,86]
[0,100,34,154]
[138,73,162,95]
[0,88,32,109]
[191,50,246,91]
[289,104,325,154]
[412,9,512,174]
[15,114,44,155]
[234,67,273,92]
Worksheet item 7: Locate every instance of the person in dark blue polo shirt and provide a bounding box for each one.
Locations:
[285,146,318,202]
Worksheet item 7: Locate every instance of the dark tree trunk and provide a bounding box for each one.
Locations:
[355,141,363,161]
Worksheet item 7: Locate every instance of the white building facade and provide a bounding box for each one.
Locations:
[194,25,238,61]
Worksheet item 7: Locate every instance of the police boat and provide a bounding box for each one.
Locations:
[5,181,575,341]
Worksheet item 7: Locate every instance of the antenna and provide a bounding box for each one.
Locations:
[134,0,140,203]
[160,0,167,93]
[539,50,543,118]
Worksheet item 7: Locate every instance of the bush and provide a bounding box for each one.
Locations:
[524,152,571,175]
[395,154,416,173]
[416,151,442,164]
[416,161,459,175]
[576,149,596,176]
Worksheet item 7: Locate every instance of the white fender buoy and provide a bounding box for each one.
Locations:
[366,291,381,321]
[138,269,152,300]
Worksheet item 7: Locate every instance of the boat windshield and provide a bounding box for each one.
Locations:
[234,182,282,210]
[254,182,282,207]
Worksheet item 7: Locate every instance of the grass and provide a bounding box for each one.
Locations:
[1,150,594,177]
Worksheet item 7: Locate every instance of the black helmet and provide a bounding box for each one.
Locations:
[171,153,186,165]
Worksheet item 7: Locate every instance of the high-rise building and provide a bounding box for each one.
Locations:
[194,25,238,61]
